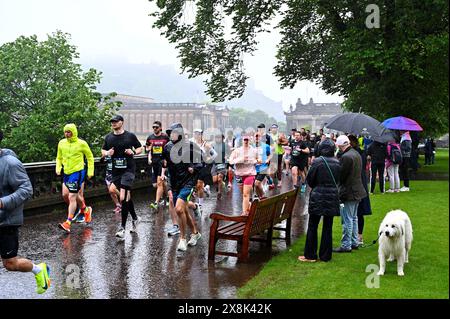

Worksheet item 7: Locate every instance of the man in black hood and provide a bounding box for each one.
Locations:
[162,123,204,252]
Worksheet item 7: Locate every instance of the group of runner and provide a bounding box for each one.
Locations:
[54,116,325,252]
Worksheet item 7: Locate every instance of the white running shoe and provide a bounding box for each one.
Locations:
[400,187,410,192]
[386,189,395,193]
[167,224,180,236]
[188,232,202,246]
[130,216,141,233]
[115,228,125,239]
[204,185,211,197]
[177,239,188,251]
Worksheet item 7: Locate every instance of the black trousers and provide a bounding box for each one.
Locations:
[399,157,410,187]
[370,163,385,193]
[303,215,334,262]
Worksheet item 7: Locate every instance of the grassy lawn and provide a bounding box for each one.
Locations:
[419,148,449,174]
[238,180,449,299]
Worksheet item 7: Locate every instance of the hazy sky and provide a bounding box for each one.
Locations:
[0,0,343,110]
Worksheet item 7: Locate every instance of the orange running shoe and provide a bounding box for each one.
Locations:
[59,221,71,233]
[84,206,93,223]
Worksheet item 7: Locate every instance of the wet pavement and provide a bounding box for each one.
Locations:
[0,176,308,299]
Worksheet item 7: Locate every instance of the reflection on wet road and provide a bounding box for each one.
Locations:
[0,179,308,299]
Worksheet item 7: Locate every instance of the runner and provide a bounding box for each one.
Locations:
[146,121,170,211]
[224,130,237,189]
[290,130,310,192]
[191,129,217,214]
[104,155,121,213]
[162,123,204,251]
[269,124,286,188]
[56,124,94,233]
[254,132,272,199]
[102,115,143,239]
[211,134,227,199]
[0,132,51,294]
[228,133,258,215]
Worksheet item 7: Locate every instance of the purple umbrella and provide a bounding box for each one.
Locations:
[382,116,423,131]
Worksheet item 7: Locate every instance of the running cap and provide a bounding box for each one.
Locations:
[110,114,124,122]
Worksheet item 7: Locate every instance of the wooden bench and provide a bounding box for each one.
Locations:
[208,188,299,262]
[272,188,298,244]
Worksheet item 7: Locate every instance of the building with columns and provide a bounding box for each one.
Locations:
[111,94,230,140]
[285,98,343,133]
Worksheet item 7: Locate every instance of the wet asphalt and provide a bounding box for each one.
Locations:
[0,175,308,299]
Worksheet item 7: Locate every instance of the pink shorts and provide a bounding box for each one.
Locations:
[237,175,256,186]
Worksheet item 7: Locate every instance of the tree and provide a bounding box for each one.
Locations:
[0,31,121,162]
[149,0,448,136]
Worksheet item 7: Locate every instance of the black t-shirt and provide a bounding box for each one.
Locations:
[102,131,142,172]
[146,133,170,159]
[290,140,309,163]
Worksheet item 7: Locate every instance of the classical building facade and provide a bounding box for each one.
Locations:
[285,98,343,132]
[111,94,230,140]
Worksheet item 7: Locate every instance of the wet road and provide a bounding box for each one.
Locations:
[0,177,308,299]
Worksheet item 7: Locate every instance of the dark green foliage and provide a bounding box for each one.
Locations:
[0,31,121,162]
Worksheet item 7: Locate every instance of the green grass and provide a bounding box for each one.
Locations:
[238,181,449,299]
[419,148,449,174]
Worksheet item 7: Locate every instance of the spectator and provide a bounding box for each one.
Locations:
[424,137,436,165]
[367,140,388,194]
[298,139,341,262]
[399,130,412,192]
[333,135,367,253]
[348,135,372,246]
[385,138,402,193]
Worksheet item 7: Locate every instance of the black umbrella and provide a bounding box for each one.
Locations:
[372,129,397,143]
[324,112,385,136]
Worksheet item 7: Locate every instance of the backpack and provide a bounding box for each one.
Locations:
[400,139,412,157]
[390,144,403,165]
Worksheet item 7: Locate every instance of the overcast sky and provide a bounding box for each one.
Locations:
[0,0,343,111]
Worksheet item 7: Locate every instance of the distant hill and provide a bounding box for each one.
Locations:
[85,60,285,121]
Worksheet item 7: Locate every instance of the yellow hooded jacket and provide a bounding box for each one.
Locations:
[56,124,95,177]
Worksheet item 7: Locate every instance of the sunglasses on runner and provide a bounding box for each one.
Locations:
[153,126,160,129]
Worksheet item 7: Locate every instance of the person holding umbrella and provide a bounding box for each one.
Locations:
[399,130,412,192]
[366,140,388,194]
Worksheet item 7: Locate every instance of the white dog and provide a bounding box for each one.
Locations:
[377,210,413,276]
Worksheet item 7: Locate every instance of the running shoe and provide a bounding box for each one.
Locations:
[204,185,211,197]
[188,232,202,246]
[268,184,275,190]
[177,239,188,251]
[115,227,125,239]
[130,216,141,233]
[58,221,71,233]
[158,199,166,207]
[193,204,202,217]
[34,263,51,294]
[227,183,232,190]
[150,201,158,210]
[74,210,85,223]
[84,206,93,223]
[301,184,307,193]
[400,187,410,192]
[167,224,180,236]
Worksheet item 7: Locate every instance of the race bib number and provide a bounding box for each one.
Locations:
[113,158,128,169]
[153,146,163,154]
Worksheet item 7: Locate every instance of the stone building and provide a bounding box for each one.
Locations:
[285,98,343,132]
[112,94,230,140]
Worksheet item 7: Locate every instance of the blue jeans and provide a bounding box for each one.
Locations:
[340,201,359,250]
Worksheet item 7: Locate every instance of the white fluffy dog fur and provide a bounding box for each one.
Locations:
[377,210,413,276]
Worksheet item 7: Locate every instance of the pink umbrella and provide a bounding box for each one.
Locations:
[381,116,423,131]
